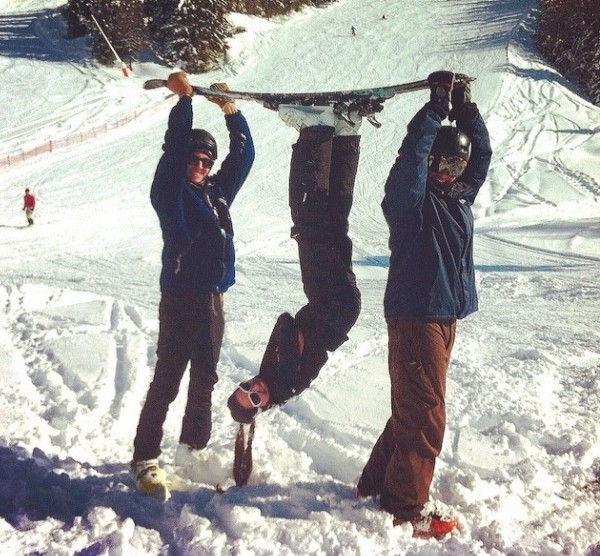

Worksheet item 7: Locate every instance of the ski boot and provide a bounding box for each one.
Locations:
[130,459,170,502]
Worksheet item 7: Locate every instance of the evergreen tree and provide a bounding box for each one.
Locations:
[117,0,148,65]
[145,0,178,58]
[536,0,600,104]
[89,0,147,67]
[151,0,232,73]
[227,0,315,17]
[144,0,176,29]
[62,0,93,38]
[62,0,341,74]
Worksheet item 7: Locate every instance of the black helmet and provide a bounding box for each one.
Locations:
[189,129,217,160]
[431,126,471,161]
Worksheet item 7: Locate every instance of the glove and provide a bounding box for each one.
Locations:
[208,82,237,114]
[449,75,479,123]
[451,74,472,107]
[426,70,454,119]
[427,70,454,117]
[166,71,193,97]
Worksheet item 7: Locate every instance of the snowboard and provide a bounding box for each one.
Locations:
[143,75,475,123]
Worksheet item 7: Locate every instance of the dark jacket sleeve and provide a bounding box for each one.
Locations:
[150,96,193,211]
[381,105,442,220]
[212,111,255,206]
[455,112,493,205]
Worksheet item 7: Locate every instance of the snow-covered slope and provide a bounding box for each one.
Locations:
[0,0,599,554]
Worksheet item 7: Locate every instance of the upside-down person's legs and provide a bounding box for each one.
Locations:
[227,119,362,420]
[323,132,362,338]
[289,125,334,240]
[265,125,338,399]
[291,128,361,395]
[329,135,360,242]
[295,133,362,335]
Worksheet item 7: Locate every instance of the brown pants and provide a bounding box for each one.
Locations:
[357,318,456,520]
[133,291,224,461]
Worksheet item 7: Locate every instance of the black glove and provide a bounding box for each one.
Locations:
[451,74,471,105]
[449,74,479,124]
[426,71,454,119]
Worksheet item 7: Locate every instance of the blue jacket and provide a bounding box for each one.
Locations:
[381,105,492,320]
[151,96,255,294]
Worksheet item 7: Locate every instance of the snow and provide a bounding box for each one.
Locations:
[1,0,599,553]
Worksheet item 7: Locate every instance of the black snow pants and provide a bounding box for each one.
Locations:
[133,291,224,461]
[260,126,362,404]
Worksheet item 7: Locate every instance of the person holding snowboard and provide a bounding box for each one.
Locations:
[23,188,35,226]
[227,102,363,424]
[355,71,492,538]
[130,71,255,499]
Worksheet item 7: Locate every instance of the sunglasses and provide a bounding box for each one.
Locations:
[237,381,262,408]
[188,155,214,169]
[435,155,467,178]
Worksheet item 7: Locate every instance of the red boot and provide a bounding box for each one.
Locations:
[393,513,457,539]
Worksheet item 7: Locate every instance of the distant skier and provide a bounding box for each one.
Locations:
[351,25,357,36]
[23,188,35,226]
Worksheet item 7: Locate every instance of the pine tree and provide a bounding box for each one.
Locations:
[117,0,148,66]
[62,0,341,74]
[89,0,147,67]
[151,0,232,73]
[144,0,177,28]
[227,0,314,17]
[536,0,600,104]
[62,0,93,38]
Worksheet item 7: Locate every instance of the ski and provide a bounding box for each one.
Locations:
[143,75,475,113]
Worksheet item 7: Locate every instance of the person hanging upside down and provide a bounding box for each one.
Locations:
[227,102,365,423]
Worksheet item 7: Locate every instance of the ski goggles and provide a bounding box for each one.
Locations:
[188,155,215,169]
[434,155,467,178]
[237,381,262,408]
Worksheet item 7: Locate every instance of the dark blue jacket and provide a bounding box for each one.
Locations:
[151,96,255,294]
[381,105,492,320]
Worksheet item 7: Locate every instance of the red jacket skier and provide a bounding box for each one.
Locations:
[23,188,35,226]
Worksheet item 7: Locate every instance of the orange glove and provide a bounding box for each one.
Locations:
[166,71,193,97]
[208,82,237,114]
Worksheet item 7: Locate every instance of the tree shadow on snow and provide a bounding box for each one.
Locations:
[0,8,90,64]
[0,445,216,549]
[441,0,534,51]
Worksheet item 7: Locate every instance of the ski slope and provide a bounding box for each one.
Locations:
[0,0,599,554]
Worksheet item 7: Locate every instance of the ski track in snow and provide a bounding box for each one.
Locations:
[0,0,599,554]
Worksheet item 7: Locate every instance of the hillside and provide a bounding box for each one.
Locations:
[0,0,599,554]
